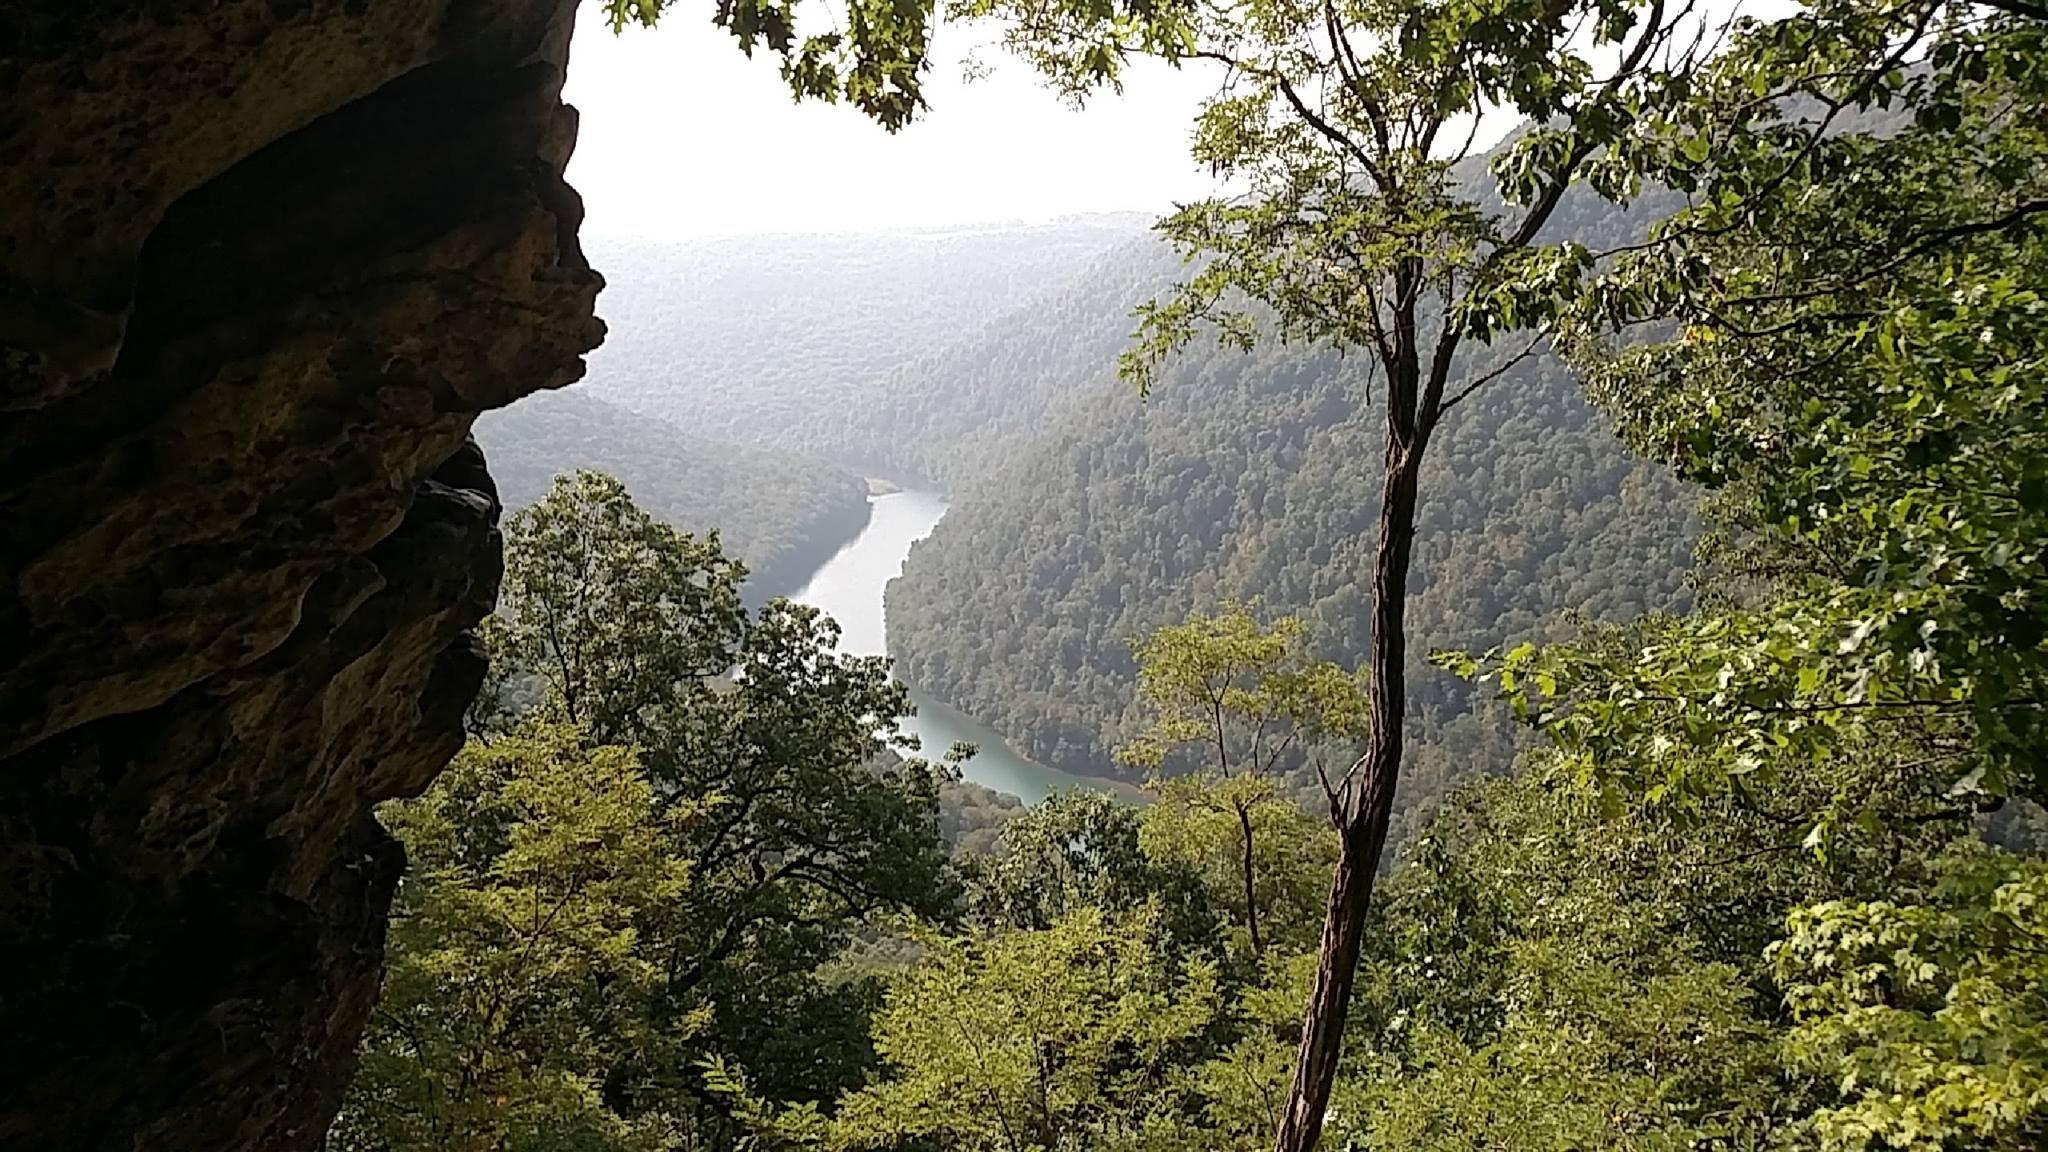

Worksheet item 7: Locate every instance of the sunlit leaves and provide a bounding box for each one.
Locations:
[825,906,1225,1152]
[499,469,745,758]
[1115,608,1357,954]
[1119,606,1370,780]
[1456,589,1989,818]
[1143,773,1339,956]
[334,726,694,1152]
[1773,847,2048,1151]
[1336,765,1832,1151]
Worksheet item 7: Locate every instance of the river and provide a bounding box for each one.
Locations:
[790,490,1124,804]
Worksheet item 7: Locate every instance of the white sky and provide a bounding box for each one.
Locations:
[563,1,1774,242]
[564,8,1230,241]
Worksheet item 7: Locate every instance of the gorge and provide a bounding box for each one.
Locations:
[789,489,1128,804]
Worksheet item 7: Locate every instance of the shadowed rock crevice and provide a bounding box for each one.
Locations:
[0,0,602,1146]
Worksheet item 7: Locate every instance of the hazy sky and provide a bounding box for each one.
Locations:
[563,8,1228,241]
[563,2,1772,241]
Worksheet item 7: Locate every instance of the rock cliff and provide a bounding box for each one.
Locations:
[0,1,603,1146]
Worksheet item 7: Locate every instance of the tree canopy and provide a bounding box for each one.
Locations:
[339,473,958,1149]
[340,2,2048,1150]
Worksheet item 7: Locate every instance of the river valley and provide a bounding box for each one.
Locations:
[791,490,1120,804]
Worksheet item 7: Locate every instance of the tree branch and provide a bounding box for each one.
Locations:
[1434,332,1548,420]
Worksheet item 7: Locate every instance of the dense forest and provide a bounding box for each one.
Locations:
[477,389,871,599]
[333,0,2048,1150]
[834,146,1679,492]
[884,238,1699,832]
[577,218,1147,467]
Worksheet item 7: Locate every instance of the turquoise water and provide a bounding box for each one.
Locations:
[790,490,1132,804]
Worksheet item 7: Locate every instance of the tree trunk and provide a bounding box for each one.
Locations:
[1238,799,1263,955]
[1272,441,1422,1152]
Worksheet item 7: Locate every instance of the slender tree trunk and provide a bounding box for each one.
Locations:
[1237,800,1263,955]
[1273,438,1423,1152]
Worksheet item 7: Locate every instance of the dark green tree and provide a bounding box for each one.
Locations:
[648,596,959,1114]
[962,789,1216,942]
[347,471,959,1147]
[497,470,744,755]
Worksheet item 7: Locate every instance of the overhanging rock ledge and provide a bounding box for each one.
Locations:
[0,1,604,1145]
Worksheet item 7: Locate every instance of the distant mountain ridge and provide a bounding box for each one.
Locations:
[487,199,1701,835]
[471,216,1157,605]
[576,217,1153,464]
[870,193,1699,835]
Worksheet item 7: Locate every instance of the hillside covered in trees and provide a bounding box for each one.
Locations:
[476,389,871,598]
[538,142,1700,843]
[577,217,1148,467]
[881,232,1699,826]
[329,1,2048,1150]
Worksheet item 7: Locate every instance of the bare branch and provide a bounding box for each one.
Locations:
[1274,72,1389,192]
[1435,331,1549,420]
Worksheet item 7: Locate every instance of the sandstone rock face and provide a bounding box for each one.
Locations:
[0,1,603,1146]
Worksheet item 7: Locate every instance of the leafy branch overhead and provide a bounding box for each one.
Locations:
[1451,2,2048,837]
[603,0,935,129]
[605,0,1185,130]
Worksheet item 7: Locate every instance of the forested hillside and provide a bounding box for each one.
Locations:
[825,140,1676,490]
[476,389,870,598]
[332,2,2048,1149]
[579,218,1147,465]
[823,241,1181,487]
[884,235,1699,826]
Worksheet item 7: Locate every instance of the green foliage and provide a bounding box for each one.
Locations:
[1120,608,1355,954]
[478,390,871,600]
[1472,1,2048,822]
[963,790,1215,942]
[783,770,1336,1151]
[823,906,1227,1152]
[1141,774,1335,958]
[1422,8,2048,1151]
[334,725,693,1152]
[651,594,960,1112]
[498,470,745,753]
[352,6,2048,1152]
[1119,607,1369,781]
[1344,962,1779,1152]
[937,774,1028,856]
[344,473,959,1148]
[1773,848,2048,1152]
[819,689,2008,1152]
[600,0,931,130]
[1335,753,1966,1151]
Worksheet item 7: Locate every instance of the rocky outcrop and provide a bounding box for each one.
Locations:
[0,1,603,1146]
